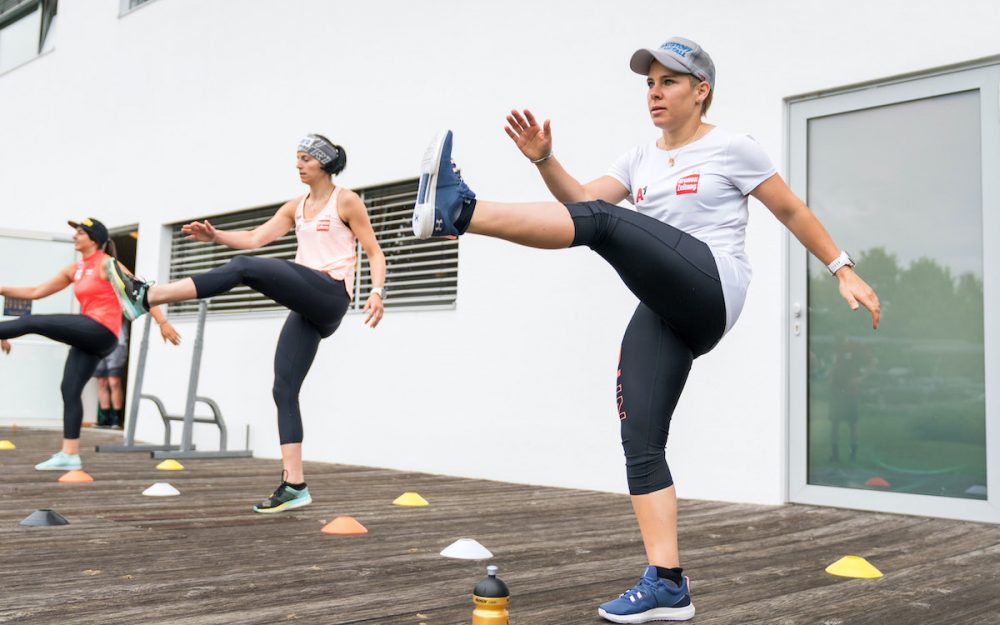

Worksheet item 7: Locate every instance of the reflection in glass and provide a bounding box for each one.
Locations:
[806,91,986,500]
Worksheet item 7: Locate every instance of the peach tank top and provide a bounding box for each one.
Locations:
[294,187,357,297]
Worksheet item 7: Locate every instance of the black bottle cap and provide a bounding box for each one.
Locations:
[474,565,509,598]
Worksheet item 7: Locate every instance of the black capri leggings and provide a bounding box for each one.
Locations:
[191,256,351,444]
[567,201,727,495]
[0,315,118,440]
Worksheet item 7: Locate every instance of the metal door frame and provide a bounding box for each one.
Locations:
[786,61,1000,523]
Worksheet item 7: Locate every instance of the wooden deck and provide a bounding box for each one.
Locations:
[1,428,998,625]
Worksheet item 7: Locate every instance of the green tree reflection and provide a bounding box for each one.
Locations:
[807,248,986,500]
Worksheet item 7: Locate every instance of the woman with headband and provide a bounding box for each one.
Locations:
[411,38,880,622]
[108,134,387,514]
[0,218,180,472]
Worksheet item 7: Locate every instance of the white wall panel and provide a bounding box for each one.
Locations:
[1,0,999,504]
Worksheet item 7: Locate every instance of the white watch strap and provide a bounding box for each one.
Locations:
[370,287,384,298]
[827,251,854,275]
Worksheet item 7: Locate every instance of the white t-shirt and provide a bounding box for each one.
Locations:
[606,127,776,332]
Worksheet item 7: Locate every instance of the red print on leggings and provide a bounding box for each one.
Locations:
[676,173,700,195]
[616,350,627,421]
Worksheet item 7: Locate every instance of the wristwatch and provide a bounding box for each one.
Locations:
[370,287,385,299]
[827,251,855,276]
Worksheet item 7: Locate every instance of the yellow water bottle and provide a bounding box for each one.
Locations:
[472,565,509,625]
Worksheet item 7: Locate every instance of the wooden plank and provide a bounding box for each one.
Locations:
[1,428,998,625]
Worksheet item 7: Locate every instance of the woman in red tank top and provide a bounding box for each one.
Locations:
[0,218,180,472]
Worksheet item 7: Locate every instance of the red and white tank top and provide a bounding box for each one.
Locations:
[294,187,358,297]
[73,251,122,338]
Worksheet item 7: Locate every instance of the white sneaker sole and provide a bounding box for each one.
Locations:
[598,604,696,623]
[412,129,450,240]
[36,464,82,471]
[252,494,313,514]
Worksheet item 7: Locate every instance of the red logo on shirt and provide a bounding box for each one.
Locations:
[635,185,648,203]
[676,173,700,195]
[317,219,331,232]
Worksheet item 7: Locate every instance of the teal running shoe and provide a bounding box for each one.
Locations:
[252,481,312,514]
[35,451,82,471]
[105,257,151,320]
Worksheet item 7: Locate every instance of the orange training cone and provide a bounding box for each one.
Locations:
[58,470,94,483]
[320,516,368,535]
[865,477,890,488]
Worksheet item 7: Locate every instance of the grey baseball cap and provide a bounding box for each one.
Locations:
[629,37,715,88]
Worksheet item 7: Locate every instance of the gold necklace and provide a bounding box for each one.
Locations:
[659,126,704,167]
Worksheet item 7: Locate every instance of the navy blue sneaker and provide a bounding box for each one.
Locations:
[598,566,695,623]
[412,129,477,239]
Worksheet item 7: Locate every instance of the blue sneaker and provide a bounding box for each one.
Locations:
[598,566,695,623]
[412,129,477,239]
[105,257,150,321]
[35,451,82,471]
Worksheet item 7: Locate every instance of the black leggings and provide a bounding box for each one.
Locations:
[191,256,350,444]
[567,201,727,495]
[0,315,118,440]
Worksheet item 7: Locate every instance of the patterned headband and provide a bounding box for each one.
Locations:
[297,135,338,166]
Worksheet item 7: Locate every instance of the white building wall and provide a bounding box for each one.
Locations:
[1,0,998,504]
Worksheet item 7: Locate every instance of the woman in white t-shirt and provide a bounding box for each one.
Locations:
[411,37,880,623]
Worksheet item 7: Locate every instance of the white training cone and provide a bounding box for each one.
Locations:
[440,538,494,560]
[142,482,180,497]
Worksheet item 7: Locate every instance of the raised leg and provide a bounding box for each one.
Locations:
[466,200,575,249]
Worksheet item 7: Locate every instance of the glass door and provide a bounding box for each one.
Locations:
[0,229,76,424]
[787,63,1000,523]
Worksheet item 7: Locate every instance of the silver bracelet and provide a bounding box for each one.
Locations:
[530,152,554,164]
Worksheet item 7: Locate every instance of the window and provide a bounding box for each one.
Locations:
[167,178,459,316]
[0,0,56,74]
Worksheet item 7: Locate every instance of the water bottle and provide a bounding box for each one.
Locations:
[472,565,509,624]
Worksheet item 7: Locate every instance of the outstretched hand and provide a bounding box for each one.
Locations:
[504,109,552,162]
[1,339,10,355]
[363,293,384,329]
[159,321,182,346]
[181,220,217,243]
[837,268,881,329]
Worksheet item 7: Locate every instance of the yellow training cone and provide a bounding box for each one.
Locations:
[825,556,883,579]
[156,459,184,471]
[0,440,15,450]
[393,492,429,507]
